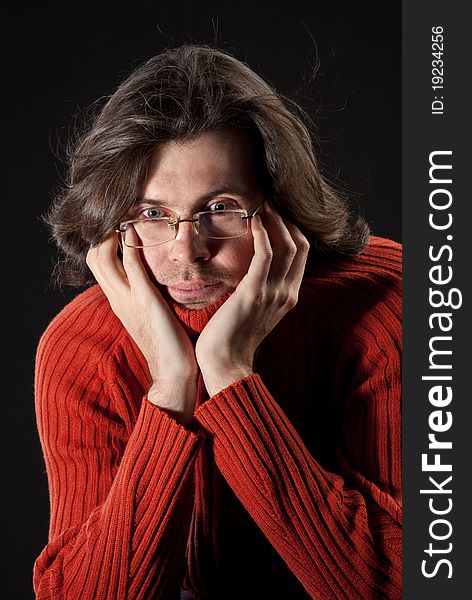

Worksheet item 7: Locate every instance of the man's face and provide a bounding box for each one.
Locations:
[135,127,265,308]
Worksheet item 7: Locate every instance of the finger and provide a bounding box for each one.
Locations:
[121,225,167,304]
[283,221,310,291]
[86,233,128,295]
[243,214,272,287]
[120,224,154,290]
[261,202,298,281]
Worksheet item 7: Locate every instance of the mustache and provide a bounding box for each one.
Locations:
[153,267,236,287]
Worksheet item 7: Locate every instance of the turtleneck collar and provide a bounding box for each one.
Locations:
[166,291,233,338]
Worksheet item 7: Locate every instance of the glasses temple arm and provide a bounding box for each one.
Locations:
[242,200,266,220]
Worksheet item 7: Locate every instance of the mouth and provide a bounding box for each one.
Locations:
[166,281,221,302]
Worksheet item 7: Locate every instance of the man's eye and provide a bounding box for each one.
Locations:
[140,207,166,219]
[208,199,239,211]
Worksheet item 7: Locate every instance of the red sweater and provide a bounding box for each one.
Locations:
[33,236,402,599]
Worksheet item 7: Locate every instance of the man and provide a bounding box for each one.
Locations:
[33,45,401,599]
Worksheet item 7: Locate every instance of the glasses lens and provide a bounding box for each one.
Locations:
[199,211,247,239]
[123,220,174,247]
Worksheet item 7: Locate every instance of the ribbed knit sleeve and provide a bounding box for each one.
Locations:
[33,289,202,599]
[194,238,402,599]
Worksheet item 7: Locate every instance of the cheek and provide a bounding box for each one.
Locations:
[223,237,255,275]
[139,247,167,281]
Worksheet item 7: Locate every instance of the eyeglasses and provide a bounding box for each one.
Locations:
[115,200,265,248]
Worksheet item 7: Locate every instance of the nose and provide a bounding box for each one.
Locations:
[167,220,212,264]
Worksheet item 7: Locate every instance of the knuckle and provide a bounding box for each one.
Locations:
[297,235,310,254]
[274,287,298,310]
[247,287,266,307]
[273,287,289,307]
[252,289,266,305]
[286,241,298,258]
[262,247,273,261]
[287,291,299,309]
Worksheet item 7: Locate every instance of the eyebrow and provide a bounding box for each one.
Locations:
[137,185,251,207]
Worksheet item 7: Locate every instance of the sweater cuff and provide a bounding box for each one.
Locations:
[118,396,202,491]
[194,372,271,428]
[192,373,288,474]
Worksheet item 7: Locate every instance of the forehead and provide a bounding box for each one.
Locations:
[141,127,260,207]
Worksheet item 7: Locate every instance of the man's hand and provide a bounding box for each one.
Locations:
[195,202,310,396]
[86,227,198,425]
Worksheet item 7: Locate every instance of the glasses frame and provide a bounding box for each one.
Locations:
[115,199,265,248]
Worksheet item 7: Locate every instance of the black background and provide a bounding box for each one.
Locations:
[5,2,400,597]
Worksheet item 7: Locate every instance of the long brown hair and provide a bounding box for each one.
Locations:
[45,44,369,286]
